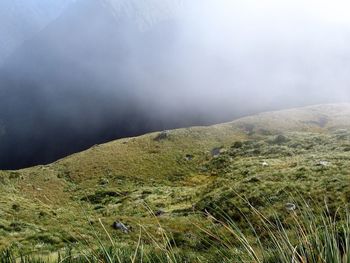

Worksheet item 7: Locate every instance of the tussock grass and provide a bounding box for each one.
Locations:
[1,200,350,262]
[200,197,350,263]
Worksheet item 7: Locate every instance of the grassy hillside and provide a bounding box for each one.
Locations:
[1,103,350,259]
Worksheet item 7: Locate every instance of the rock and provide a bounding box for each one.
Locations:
[112,221,129,233]
[211,147,221,157]
[154,130,169,141]
[12,204,20,211]
[185,154,193,161]
[155,210,165,217]
[99,178,109,185]
[285,203,296,211]
[317,160,330,167]
[38,211,47,218]
[262,161,269,167]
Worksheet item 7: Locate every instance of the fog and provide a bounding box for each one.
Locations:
[1,0,350,169]
[173,0,350,106]
[116,0,350,115]
[0,0,72,64]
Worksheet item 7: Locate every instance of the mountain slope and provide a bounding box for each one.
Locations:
[0,104,350,255]
[0,0,73,64]
[102,0,182,30]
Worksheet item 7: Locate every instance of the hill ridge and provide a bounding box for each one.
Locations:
[43,102,350,168]
[8,103,350,173]
[1,103,350,255]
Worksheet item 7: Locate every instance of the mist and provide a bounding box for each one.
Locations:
[171,0,350,107]
[1,0,350,169]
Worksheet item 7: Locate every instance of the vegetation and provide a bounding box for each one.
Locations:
[1,202,350,262]
[0,104,350,261]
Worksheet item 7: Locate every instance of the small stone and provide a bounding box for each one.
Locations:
[99,178,109,185]
[112,221,129,233]
[185,154,193,161]
[155,210,165,217]
[285,203,296,211]
[317,160,330,167]
[154,131,169,141]
[12,204,20,211]
[262,161,269,167]
[211,147,221,157]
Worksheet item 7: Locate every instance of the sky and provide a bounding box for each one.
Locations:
[1,0,350,169]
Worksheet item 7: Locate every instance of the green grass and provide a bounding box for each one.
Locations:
[1,103,350,260]
[198,197,350,262]
[1,201,350,262]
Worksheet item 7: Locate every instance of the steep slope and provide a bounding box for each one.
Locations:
[102,0,182,30]
[0,104,350,255]
[0,0,73,64]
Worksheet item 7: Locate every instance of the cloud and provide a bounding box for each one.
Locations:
[2,0,350,168]
[168,0,350,106]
